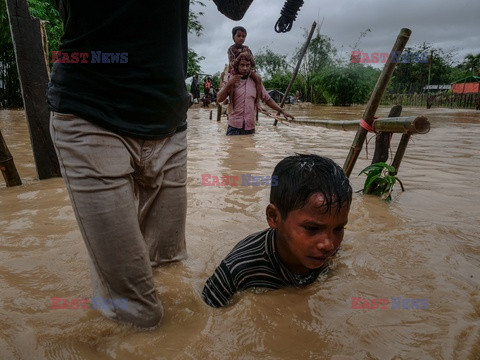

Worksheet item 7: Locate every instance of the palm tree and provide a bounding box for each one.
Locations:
[463,53,480,76]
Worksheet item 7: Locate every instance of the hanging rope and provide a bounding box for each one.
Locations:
[275,0,304,33]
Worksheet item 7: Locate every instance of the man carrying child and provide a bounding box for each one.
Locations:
[217,52,294,135]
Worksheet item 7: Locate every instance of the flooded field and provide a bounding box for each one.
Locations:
[1,104,479,359]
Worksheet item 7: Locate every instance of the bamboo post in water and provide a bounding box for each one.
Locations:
[216,104,222,121]
[391,134,411,174]
[371,105,402,164]
[6,0,61,179]
[0,130,22,187]
[343,28,412,177]
[273,21,317,126]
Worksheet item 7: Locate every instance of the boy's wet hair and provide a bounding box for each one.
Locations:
[233,52,256,69]
[270,154,352,218]
[232,26,247,38]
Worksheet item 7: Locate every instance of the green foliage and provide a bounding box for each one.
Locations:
[187,0,206,76]
[187,48,205,78]
[263,72,292,92]
[0,0,12,46]
[296,31,338,102]
[462,53,480,76]
[388,43,457,94]
[27,0,63,52]
[319,64,379,106]
[359,162,404,202]
[188,0,205,37]
[255,49,289,78]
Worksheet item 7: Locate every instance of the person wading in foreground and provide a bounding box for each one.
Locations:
[48,0,257,328]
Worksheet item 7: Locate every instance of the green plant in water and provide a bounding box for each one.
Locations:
[359,162,405,202]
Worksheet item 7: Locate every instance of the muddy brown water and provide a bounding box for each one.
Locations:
[1,104,479,359]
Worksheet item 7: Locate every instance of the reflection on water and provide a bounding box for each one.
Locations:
[1,105,479,359]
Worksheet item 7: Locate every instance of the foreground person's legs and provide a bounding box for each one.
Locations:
[50,113,168,328]
[136,130,187,267]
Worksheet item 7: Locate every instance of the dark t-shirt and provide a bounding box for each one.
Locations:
[202,228,327,307]
[48,0,189,139]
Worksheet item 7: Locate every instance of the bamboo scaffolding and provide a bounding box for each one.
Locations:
[289,116,429,134]
[273,21,317,126]
[343,28,412,177]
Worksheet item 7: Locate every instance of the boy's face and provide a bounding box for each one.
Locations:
[233,30,246,46]
[267,193,350,274]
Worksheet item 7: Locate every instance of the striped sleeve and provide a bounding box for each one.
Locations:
[202,260,237,308]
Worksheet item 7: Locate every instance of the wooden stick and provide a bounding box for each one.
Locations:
[288,116,429,134]
[6,0,61,179]
[273,21,317,126]
[343,28,412,177]
[372,105,402,164]
[391,134,411,175]
[259,109,290,126]
[0,129,22,186]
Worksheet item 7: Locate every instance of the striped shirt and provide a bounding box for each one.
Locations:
[202,228,327,307]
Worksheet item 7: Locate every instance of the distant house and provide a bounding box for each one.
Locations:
[451,76,480,94]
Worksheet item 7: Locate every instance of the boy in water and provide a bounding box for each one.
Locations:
[227,26,264,108]
[202,154,352,307]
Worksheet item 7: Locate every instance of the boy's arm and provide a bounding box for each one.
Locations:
[212,0,254,20]
[202,261,237,307]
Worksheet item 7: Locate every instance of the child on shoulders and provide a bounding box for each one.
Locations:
[227,26,264,109]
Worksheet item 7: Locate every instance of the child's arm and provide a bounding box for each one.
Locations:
[217,74,242,103]
[202,261,237,307]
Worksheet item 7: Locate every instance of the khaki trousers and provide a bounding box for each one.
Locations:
[50,113,187,328]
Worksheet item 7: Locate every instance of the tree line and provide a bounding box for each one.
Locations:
[252,29,479,106]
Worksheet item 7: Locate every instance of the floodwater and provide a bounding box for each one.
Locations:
[0,104,479,359]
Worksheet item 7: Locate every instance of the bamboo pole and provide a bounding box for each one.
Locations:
[289,116,429,134]
[6,0,61,179]
[273,21,317,126]
[372,105,402,164]
[217,104,222,121]
[391,133,410,174]
[343,28,412,177]
[0,130,22,186]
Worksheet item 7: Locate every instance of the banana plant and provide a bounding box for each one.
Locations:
[359,162,405,202]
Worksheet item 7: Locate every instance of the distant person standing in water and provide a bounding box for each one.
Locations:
[191,75,200,103]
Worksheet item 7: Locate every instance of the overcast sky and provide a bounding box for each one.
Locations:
[188,0,480,76]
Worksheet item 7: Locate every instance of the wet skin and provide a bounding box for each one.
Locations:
[266,193,350,274]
